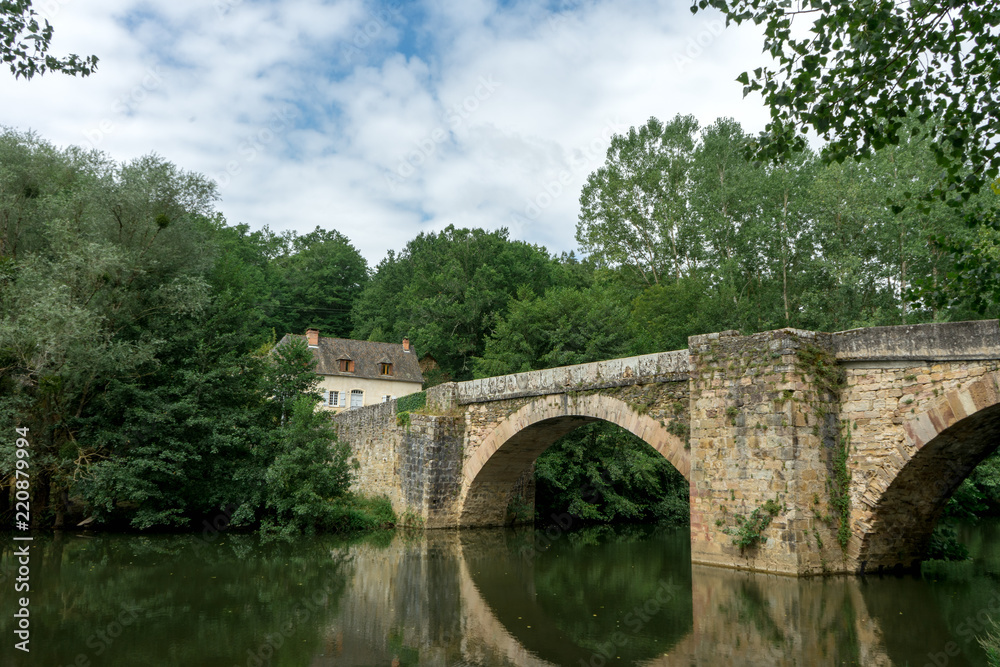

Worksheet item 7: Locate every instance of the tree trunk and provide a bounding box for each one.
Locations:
[781,189,790,324]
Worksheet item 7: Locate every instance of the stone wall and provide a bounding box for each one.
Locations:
[333,400,405,511]
[688,329,846,575]
[453,349,689,404]
[457,386,691,528]
[401,414,464,528]
[333,400,465,527]
[841,358,1000,571]
[833,319,1000,362]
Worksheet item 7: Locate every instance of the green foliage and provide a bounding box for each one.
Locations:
[0,1,99,79]
[0,130,367,536]
[267,336,321,424]
[577,114,700,286]
[534,422,689,525]
[350,225,580,381]
[505,496,534,525]
[321,493,396,534]
[797,343,846,398]
[266,227,367,338]
[978,618,1000,667]
[828,422,852,551]
[395,391,426,414]
[723,498,783,552]
[925,523,971,562]
[579,114,982,337]
[630,277,725,353]
[259,396,355,539]
[693,0,999,204]
[473,283,634,378]
[0,131,221,525]
[944,450,1000,520]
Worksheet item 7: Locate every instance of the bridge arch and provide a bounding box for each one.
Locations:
[458,393,690,528]
[853,371,1000,571]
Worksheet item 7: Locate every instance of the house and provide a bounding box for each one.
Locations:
[418,352,450,387]
[278,328,424,411]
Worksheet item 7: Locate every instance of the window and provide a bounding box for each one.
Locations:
[350,389,363,408]
[327,391,340,407]
[379,362,393,376]
[382,395,392,403]
[339,359,354,373]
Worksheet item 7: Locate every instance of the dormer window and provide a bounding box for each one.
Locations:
[379,363,393,376]
[338,358,354,373]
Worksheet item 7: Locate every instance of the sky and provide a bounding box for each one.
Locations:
[1,0,773,265]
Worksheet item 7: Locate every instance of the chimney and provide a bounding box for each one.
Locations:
[402,337,410,352]
[306,329,319,347]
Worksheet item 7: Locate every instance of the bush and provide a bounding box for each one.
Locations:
[979,619,1000,666]
[396,391,426,414]
[325,494,396,533]
[925,523,970,562]
[261,396,355,539]
[534,422,689,525]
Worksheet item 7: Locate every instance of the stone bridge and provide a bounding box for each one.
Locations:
[333,320,1000,575]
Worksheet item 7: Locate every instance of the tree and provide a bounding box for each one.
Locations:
[267,227,368,339]
[260,396,354,538]
[0,131,357,533]
[0,133,217,526]
[266,336,322,425]
[630,277,725,353]
[473,284,634,378]
[534,423,689,526]
[1,1,98,79]
[351,225,574,381]
[692,0,1000,201]
[577,115,700,286]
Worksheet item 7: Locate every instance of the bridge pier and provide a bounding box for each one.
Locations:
[688,329,849,575]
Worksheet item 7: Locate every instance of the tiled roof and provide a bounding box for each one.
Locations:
[277,334,424,384]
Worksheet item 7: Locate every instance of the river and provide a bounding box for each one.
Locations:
[2,520,1000,666]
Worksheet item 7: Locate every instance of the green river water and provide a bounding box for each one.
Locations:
[2,521,999,666]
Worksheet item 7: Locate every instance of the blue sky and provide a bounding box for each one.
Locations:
[1,0,771,263]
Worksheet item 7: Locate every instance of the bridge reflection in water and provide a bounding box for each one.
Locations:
[324,526,990,667]
[5,527,992,666]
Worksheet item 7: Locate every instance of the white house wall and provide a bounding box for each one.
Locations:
[317,375,423,411]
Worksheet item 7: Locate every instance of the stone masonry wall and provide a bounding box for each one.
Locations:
[689,329,846,575]
[333,400,405,512]
[401,414,464,528]
[457,383,690,527]
[336,320,1000,574]
[333,399,465,527]
[460,383,690,469]
[840,358,1000,570]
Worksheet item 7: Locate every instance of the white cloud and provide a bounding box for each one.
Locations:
[0,0,772,264]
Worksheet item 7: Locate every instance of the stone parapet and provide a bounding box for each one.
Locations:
[452,350,689,404]
[834,319,1000,362]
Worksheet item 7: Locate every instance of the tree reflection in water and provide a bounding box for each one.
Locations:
[4,522,1000,666]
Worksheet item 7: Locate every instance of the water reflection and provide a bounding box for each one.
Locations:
[3,523,1000,665]
[0,533,352,667]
